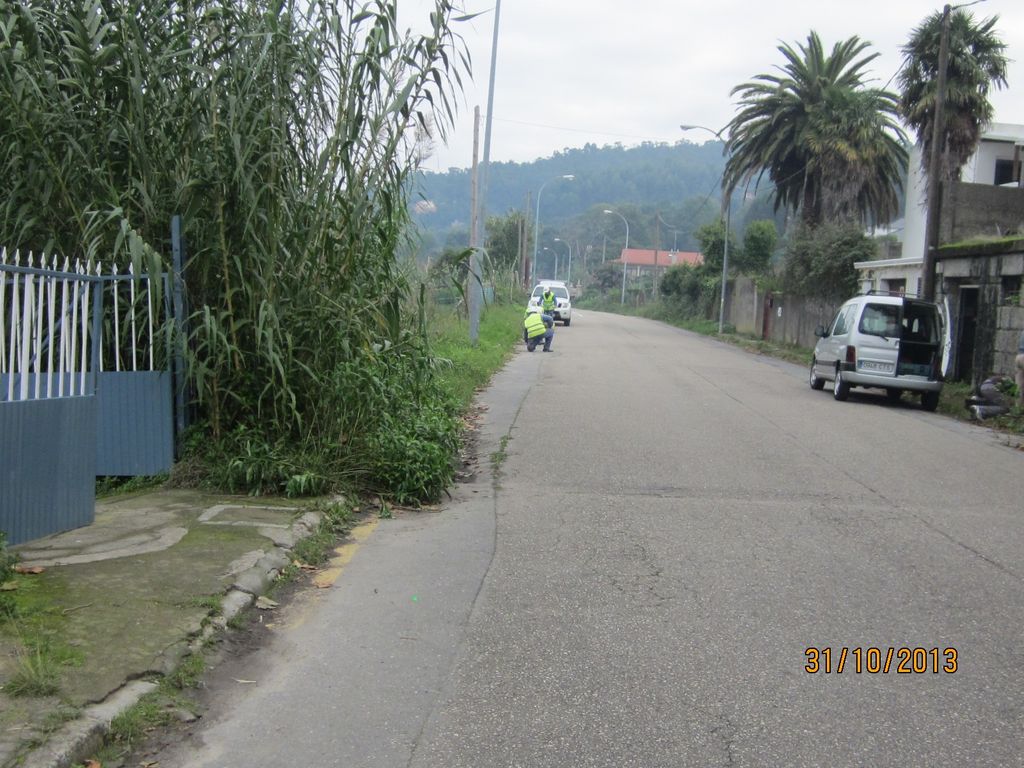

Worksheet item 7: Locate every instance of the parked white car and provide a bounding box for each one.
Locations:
[528,281,572,325]
[809,293,950,410]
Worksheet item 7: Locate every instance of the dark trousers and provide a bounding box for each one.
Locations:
[525,328,553,351]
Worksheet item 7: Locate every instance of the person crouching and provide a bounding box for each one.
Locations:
[523,307,554,352]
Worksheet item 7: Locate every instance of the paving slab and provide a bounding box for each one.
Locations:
[1,488,316,768]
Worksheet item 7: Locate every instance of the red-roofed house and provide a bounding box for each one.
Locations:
[616,248,703,277]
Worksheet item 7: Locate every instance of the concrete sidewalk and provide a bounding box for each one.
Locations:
[2,488,323,768]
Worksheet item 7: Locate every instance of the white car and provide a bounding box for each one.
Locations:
[528,282,572,326]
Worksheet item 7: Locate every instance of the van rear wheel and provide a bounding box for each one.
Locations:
[921,391,940,412]
[833,368,850,401]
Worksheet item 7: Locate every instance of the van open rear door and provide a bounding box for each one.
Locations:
[941,296,953,378]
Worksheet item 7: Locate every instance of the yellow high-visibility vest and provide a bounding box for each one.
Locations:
[542,291,556,311]
[524,312,546,338]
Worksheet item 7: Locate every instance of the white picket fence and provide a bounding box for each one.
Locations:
[0,247,164,402]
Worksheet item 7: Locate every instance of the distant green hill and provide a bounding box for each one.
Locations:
[412,140,733,243]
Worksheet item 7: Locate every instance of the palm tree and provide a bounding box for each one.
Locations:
[724,32,907,226]
[898,9,1008,182]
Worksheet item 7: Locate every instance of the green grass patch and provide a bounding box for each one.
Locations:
[5,642,62,697]
[430,302,525,410]
[490,433,511,472]
[88,651,206,763]
[181,594,223,613]
[96,474,169,499]
[1,570,82,700]
[288,500,354,568]
[164,653,205,690]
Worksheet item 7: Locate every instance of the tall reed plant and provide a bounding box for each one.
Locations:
[0,0,475,500]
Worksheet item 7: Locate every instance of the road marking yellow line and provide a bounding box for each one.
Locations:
[311,518,379,589]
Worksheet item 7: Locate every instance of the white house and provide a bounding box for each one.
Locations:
[857,123,1024,296]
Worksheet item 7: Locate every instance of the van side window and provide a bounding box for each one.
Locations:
[831,306,852,335]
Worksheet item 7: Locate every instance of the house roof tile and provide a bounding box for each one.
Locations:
[616,248,703,267]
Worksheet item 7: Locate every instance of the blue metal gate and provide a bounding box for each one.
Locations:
[1,255,103,544]
[1,250,175,544]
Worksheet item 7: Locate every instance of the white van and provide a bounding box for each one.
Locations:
[809,293,950,410]
[528,281,572,325]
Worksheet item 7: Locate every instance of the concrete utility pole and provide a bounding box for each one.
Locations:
[681,123,732,332]
[469,0,502,343]
[468,107,482,343]
[522,192,532,287]
[922,3,952,302]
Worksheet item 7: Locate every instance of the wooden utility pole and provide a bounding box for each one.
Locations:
[922,4,952,302]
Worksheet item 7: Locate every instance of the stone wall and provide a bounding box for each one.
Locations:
[995,304,1024,375]
[762,293,842,349]
[936,244,1024,383]
[940,182,1024,242]
[728,277,763,336]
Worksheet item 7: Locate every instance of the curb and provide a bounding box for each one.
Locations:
[13,507,325,768]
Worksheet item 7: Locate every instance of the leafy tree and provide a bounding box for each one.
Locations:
[484,211,526,274]
[659,263,717,318]
[589,261,623,293]
[725,32,907,226]
[736,220,777,275]
[898,9,1008,182]
[782,223,876,299]
[695,220,738,273]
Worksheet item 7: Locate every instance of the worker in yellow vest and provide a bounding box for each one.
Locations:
[523,307,554,352]
[541,288,556,314]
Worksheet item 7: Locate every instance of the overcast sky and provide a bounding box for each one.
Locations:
[400,0,1024,172]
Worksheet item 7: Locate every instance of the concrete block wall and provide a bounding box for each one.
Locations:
[764,294,841,349]
[728,278,763,336]
[941,182,1024,243]
[996,304,1024,375]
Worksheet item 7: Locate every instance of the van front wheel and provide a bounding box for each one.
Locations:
[809,359,826,390]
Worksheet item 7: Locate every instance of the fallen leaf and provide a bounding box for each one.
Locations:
[314,582,332,589]
[254,596,278,610]
[0,582,17,592]
[13,565,44,575]
[83,760,101,768]
[232,679,257,684]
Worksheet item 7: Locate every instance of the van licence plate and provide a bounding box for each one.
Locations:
[859,360,894,374]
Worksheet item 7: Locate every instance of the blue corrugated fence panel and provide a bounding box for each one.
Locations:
[0,397,96,545]
[96,371,174,476]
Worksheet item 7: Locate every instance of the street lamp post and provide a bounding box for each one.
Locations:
[681,123,731,333]
[553,238,571,283]
[542,246,555,279]
[533,174,574,284]
[603,209,630,304]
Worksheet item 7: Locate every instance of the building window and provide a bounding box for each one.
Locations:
[994,158,1016,186]
[884,278,906,296]
[1001,274,1022,305]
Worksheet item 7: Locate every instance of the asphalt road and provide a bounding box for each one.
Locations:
[158,309,1023,768]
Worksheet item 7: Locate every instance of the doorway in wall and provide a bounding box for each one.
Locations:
[956,286,979,381]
